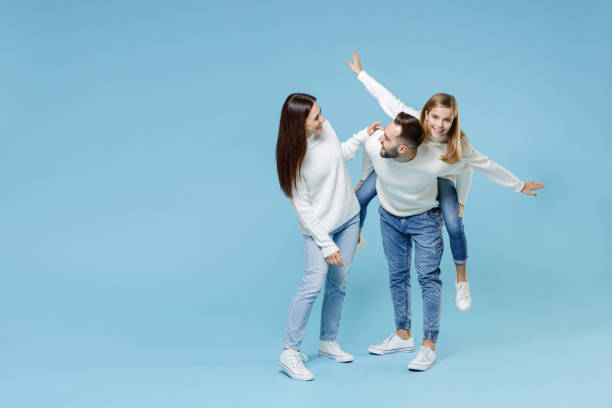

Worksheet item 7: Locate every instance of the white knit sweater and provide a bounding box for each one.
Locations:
[357,70,524,205]
[290,120,369,257]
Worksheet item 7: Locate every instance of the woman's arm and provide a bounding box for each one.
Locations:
[340,121,383,161]
[348,51,420,119]
[290,174,340,260]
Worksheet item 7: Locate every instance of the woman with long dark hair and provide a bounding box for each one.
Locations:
[276,93,380,381]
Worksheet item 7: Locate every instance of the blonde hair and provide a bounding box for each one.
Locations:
[419,93,467,164]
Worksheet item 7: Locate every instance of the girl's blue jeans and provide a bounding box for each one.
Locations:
[355,171,468,264]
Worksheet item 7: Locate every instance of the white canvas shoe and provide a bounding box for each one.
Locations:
[455,281,472,311]
[279,349,314,381]
[368,333,415,355]
[318,340,354,363]
[408,346,436,371]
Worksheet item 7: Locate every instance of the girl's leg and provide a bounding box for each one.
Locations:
[283,235,329,350]
[355,171,378,229]
[437,177,468,281]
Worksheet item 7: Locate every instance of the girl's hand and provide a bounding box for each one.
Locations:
[458,204,464,218]
[521,181,545,196]
[347,50,362,75]
[325,251,344,267]
[367,121,384,136]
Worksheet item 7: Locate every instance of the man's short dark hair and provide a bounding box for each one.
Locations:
[394,112,425,148]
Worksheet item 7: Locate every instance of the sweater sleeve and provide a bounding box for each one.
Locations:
[340,126,370,162]
[454,168,473,205]
[360,147,375,181]
[290,174,339,257]
[460,141,525,192]
[357,70,421,119]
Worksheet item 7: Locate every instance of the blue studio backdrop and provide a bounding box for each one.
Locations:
[1,0,611,407]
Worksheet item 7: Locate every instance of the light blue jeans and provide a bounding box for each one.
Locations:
[283,215,360,350]
[356,171,468,263]
[379,206,444,342]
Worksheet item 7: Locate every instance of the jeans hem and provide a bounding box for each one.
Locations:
[423,330,439,343]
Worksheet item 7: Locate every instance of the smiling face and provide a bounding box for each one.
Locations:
[377,121,403,158]
[304,102,325,136]
[425,106,454,137]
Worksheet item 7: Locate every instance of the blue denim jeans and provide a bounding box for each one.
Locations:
[283,215,360,350]
[379,206,443,342]
[357,171,468,263]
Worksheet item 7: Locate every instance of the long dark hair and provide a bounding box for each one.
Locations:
[276,93,316,199]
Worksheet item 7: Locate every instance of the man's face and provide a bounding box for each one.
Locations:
[378,121,403,158]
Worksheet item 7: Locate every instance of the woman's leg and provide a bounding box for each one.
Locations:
[355,171,378,229]
[437,178,468,281]
[283,235,329,350]
[320,215,360,341]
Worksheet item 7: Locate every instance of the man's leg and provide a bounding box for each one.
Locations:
[378,206,412,335]
[409,208,444,348]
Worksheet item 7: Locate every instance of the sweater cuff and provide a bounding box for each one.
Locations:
[321,244,340,258]
[356,127,370,142]
[514,181,525,193]
[357,70,369,82]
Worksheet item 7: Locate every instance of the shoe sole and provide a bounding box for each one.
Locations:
[408,362,433,371]
[318,350,354,363]
[368,346,415,355]
[278,361,314,381]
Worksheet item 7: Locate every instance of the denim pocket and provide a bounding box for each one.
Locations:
[427,207,443,223]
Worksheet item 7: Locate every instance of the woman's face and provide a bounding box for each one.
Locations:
[425,106,454,137]
[304,102,325,136]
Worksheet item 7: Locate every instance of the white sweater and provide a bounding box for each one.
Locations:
[290,120,369,257]
[357,70,524,204]
[360,130,471,217]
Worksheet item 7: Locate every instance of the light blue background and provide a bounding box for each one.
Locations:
[1,0,611,407]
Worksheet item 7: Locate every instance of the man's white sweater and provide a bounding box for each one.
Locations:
[357,70,524,206]
[290,120,368,257]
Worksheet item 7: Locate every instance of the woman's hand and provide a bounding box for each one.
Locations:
[325,251,344,267]
[521,181,545,196]
[458,203,464,218]
[367,121,383,136]
[347,50,362,75]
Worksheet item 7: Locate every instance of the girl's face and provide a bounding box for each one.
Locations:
[304,102,325,136]
[425,106,454,137]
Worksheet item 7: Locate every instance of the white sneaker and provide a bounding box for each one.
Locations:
[356,234,367,254]
[408,346,436,371]
[455,281,471,311]
[279,349,314,381]
[368,333,415,355]
[318,340,354,363]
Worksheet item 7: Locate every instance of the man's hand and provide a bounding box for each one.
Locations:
[367,121,383,136]
[347,50,362,75]
[325,251,344,267]
[354,180,364,192]
[521,181,545,196]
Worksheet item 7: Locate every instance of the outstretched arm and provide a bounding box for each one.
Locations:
[460,140,545,196]
[347,50,420,119]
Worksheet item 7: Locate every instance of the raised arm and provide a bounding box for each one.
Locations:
[347,50,420,119]
[460,140,545,196]
[340,121,384,161]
